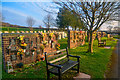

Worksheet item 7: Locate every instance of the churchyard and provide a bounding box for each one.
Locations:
[1,30,118,79]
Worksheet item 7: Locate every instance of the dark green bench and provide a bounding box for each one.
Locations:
[98,39,106,47]
[44,47,80,80]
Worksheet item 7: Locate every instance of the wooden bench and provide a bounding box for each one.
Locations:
[98,40,106,47]
[44,47,80,80]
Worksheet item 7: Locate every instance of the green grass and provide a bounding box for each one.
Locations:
[1,26,45,33]
[1,37,117,79]
[113,35,120,39]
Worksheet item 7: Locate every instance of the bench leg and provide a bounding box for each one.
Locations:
[58,73,61,80]
[47,71,50,80]
[58,69,62,80]
[77,63,80,73]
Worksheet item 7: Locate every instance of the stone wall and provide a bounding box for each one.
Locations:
[68,30,86,49]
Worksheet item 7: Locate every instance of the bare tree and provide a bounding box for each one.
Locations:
[43,14,54,31]
[26,16,36,31]
[54,1,118,53]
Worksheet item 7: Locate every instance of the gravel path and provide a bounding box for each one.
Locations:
[106,39,120,78]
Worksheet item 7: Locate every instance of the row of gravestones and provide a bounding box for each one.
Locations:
[92,32,108,40]
[0,31,67,39]
[68,30,86,49]
[2,33,61,73]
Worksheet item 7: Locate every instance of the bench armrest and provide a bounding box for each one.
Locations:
[47,63,63,69]
[68,55,80,58]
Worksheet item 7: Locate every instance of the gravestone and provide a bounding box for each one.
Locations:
[58,34,61,39]
[17,31,20,33]
[44,30,46,33]
[26,31,29,33]
[11,55,17,61]
[38,31,41,33]
[4,31,9,33]
[30,31,33,33]
[21,31,24,33]
[0,31,2,34]
[34,31,37,33]
[11,31,15,33]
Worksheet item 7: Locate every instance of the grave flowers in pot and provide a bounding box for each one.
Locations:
[17,35,27,49]
[17,48,24,60]
[56,43,60,50]
[43,41,48,47]
[48,33,53,40]
[40,44,45,54]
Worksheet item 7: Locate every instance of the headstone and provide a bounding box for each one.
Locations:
[17,31,20,33]
[11,55,17,61]
[34,31,37,33]
[38,31,41,33]
[4,31,9,33]
[26,31,29,33]
[7,61,13,73]
[30,31,33,33]
[21,31,24,33]
[44,30,46,33]
[58,34,61,39]
[41,31,43,33]
[11,31,15,33]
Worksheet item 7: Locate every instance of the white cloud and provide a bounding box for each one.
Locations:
[2,7,28,17]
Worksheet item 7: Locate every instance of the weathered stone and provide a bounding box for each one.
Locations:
[4,31,9,33]
[73,72,91,80]
[16,31,20,33]
[44,30,46,33]
[26,31,29,33]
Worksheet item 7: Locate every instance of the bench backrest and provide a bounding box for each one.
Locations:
[45,47,69,69]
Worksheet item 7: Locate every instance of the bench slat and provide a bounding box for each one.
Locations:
[49,55,67,63]
[47,52,67,61]
[47,49,66,56]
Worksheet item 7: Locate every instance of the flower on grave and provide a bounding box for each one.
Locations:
[40,44,45,50]
[31,47,37,52]
[52,39,56,43]
[17,49,24,55]
[56,43,60,50]
[17,35,24,41]
[39,33,45,38]
[80,31,82,33]
[43,41,48,45]
[20,42,27,47]
[49,33,53,38]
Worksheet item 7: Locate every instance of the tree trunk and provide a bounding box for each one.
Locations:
[75,26,76,30]
[87,31,90,42]
[88,31,93,53]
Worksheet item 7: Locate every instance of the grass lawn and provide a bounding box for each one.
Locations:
[113,35,120,39]
[0,26,45,33]
[1,37,117,79]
